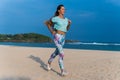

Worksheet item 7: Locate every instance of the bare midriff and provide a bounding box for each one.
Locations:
[56,30,66,35]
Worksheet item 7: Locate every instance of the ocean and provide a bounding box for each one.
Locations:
[0,42,120,51]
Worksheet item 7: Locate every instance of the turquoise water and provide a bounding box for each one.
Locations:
[0,42,120,51]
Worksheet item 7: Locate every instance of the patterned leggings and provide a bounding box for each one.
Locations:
[48,33,65,70]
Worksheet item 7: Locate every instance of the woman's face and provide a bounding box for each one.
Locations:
[58,6,65,15]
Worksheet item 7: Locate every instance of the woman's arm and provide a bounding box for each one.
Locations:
[44,20,56,35]
[67,20,71,31]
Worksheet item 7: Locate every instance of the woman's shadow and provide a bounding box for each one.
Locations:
[28,55,60,75]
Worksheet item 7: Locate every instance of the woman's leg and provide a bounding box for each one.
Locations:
[47,48,59,70]
[48,48,59,64]
[54,34,65,72]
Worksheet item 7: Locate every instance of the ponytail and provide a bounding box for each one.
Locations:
[54,4,64,16]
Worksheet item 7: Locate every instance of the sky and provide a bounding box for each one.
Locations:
[0,0,120,43]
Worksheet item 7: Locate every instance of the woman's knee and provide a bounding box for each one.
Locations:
[59,53,64,60]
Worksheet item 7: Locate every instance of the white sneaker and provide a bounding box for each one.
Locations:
[61,71,68,76]
[47,64,51,71]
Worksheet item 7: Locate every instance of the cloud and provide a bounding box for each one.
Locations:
[71,11,96,23]
[79,12,95,17]
[106,0,120,6]
[66,10,96,21]
[75,11,96,21]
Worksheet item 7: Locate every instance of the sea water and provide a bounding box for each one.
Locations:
[0,42,120,51]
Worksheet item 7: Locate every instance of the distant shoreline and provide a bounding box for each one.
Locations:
[0,33,79,43]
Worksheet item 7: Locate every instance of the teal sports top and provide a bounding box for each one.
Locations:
[51,16,68,32]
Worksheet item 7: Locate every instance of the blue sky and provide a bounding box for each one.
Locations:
[0,0,120,43]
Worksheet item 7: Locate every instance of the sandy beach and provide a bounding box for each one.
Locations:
[0,45,120,80]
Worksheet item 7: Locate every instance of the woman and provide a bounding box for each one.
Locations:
[45,4,71,76]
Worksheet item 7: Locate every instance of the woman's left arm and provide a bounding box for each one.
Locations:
[67,19,71,31]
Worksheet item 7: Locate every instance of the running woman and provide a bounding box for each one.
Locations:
[45,4,71,76]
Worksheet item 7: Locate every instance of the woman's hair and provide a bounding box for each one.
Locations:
[54,4,64,16]
[45,4,64,27]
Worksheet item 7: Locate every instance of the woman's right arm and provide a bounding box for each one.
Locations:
[44,20,56,35]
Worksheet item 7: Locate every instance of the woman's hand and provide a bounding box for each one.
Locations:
[51,31,56,35]
[67,19,71,31]
[68,20,71,25]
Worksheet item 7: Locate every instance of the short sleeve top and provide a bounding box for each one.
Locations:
[51,16,69,32]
